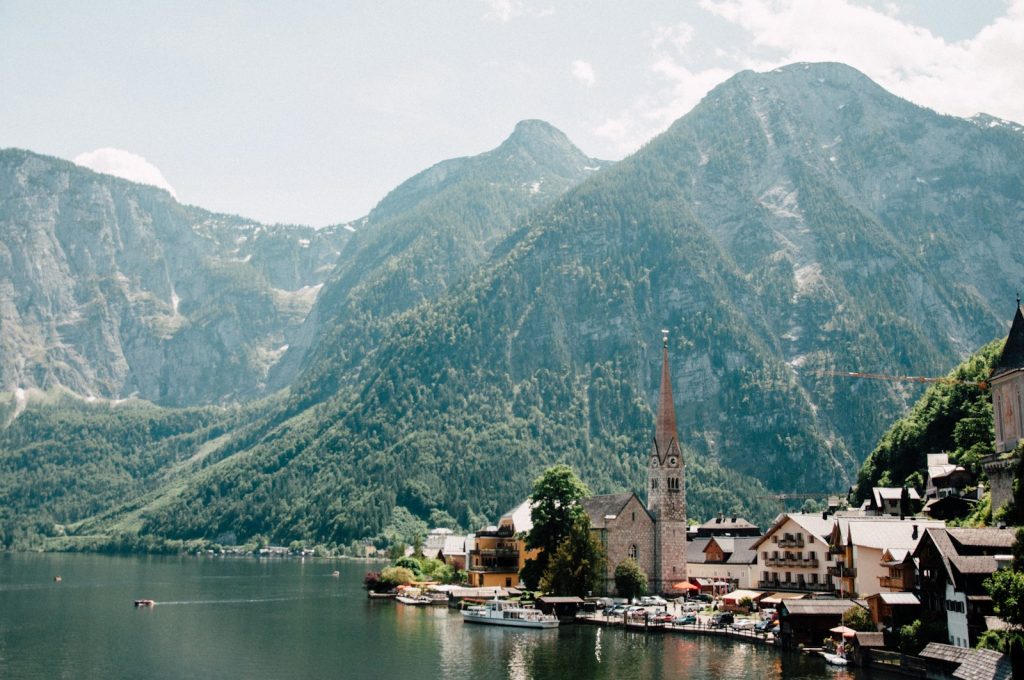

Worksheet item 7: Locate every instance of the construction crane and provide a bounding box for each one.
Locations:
[815,370,989,391]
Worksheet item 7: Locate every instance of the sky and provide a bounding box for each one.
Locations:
[2,0,1022,227]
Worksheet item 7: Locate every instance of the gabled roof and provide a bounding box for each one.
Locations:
[698,516,758,531]
[946,527,1016,550]
[781,599,859,616]
[991,304,1024,380]
[873,592,919,606]
[845,518,943,551]
[752,512,835,550]
[581,493,650,529]
[442,535,468,556]
[872,487,921,506]
[919,643,1012,680]
[686,536,760,565]
[500,499,535,534]
[710,536,735,554]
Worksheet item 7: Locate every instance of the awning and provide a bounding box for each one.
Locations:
[760,592,808,605]
[722,589,765,603]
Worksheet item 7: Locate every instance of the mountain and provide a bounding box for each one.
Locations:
[7,62,1024,552]
[267,120,608,394]
[0,149,350,405]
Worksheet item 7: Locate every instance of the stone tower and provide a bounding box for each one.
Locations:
[647,330,688,593]
[984,302,1024,512]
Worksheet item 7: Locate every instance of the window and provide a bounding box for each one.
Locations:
[632,511,636,522]
[651,479,659,490]
[667,477,680,492]
[629,544,639,560]
[772,535,778,544]
[505,577,512,587]
[808,535,814,544]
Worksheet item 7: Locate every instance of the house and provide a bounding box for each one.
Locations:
[440,534,472,571]
[466,499,539,588]
[827,517,943,597]
[751,513,835,594]
[421,527,453,560]
[777,599,861,649]
[685,535,760,590]
[914,527,1016,648]
[695,514,761,538]
[877,547,916,592]
[982,303,1024,513]
[925,453,974,500]
[918,643,1012,680]
[865,591,920,633]
[865,487,921,516]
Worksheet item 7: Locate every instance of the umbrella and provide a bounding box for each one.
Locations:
[671,581,699,591]
[829,625,857,638]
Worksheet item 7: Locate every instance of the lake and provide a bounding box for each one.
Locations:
[0,553,890,679]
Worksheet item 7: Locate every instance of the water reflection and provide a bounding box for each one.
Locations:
[1,554,897,680]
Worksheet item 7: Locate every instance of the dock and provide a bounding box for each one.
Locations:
[576,613,777,646]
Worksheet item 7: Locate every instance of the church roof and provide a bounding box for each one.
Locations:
[992,304,1024,379]
[581,493,645,529]
[698,516,758,532]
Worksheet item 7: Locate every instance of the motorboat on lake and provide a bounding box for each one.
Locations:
[395,595,433,605]
[461,597,558,629]
[133,599,155,607]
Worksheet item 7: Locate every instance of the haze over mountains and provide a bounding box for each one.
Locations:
[2,62,1023,549]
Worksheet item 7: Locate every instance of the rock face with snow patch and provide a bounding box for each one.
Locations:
[0,149,349,405]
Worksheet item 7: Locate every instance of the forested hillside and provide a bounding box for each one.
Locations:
[4,62,1024,552]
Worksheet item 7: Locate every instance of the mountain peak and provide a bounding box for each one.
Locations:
[498,119,581,158]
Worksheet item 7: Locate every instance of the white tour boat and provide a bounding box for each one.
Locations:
[461,597,559,629]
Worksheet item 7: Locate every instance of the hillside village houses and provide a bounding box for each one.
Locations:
[418,308,1024,669]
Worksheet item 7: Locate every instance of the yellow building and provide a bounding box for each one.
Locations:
[466,499,539,588]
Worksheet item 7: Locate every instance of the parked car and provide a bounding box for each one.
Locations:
[681,600,702,612]
[672,614,697,626]
[607,605,628,617]
[710,612,734,628]
[754,619,775,633]
[731,619,757,631]
[695,593,713,602]
[651,612,673,624]
[641,595,669,606]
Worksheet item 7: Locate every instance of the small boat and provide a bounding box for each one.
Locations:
[462,597,559,629]
[331,570,341,577]
[395,595,433,605]
[133,599,156,607]
[821,652,849,666]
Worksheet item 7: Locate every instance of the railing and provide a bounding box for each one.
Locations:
[763,557,820,568]
[469,563,520,573]
[827,565,857,577]
[474,548,519,557]
[878,575,902,589]
[777,537,805,548]
[756,580,832,592]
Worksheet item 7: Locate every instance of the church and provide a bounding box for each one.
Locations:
[582,332,688,595]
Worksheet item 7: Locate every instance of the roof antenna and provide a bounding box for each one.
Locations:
[662,329,669,349]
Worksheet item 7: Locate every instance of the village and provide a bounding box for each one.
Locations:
[366,314,1024,680]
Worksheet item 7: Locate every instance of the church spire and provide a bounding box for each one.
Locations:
[653,329,679,461]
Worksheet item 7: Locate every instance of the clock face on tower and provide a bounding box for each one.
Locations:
[668,456,678,467]
[651,456,660,467]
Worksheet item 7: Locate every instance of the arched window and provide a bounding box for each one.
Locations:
[629,544,639,560]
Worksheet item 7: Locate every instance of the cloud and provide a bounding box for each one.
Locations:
[697,0,1024,121]
[73,148,178,198]
[571,60,596,87]
[594,0,1024,155]
[482,0,553,22]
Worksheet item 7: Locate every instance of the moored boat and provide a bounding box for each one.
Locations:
[395,595,433,605]
[461,597,558,629]
[821,652,849,666]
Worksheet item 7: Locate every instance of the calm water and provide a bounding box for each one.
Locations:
[1,553,887,679]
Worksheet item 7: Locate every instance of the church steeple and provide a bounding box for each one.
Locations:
[653,329,680,462]
[646,329,687,594]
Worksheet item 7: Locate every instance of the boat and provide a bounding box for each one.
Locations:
[395,595,433,605]
[133,599,156,607]
[461,597,559,629]
[821,652,849,666]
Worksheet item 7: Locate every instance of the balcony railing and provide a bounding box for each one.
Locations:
[777,536,805,548]
[757,580,832,592]
[474,548,519,557]
[763,557,820,568]
[878,575,902,589]
[827,565,857,578]
[469,562,520,573]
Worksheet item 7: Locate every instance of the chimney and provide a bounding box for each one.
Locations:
[718,512,724,523]
[912,524,918,540]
